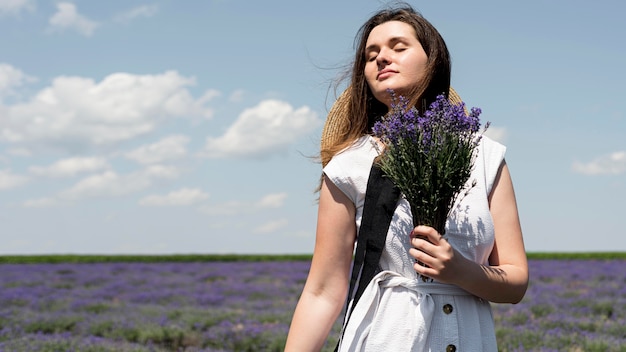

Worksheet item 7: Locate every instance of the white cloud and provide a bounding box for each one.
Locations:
[0,169,27,190]
[114,4,158,23]
[256,192,287,208]
[199,89,221,104]
[0,0,35,16]
[483,126,507,144]
[29,157,110,177]
[202,99,321,158]
[59,165,181,200]
[1,70,214,151]
[0,63,36,98]
[199,192,288,216]
[139,188,209,206]
[59,171,147,199]
[48,2,99,37]
[125,135,189,165]
[254,218,288,234]
[21,164,182,205]
[143,164,181,179]
[572,151,626,175]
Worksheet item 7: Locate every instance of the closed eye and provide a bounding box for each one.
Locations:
[366,51,379,62]
[393,42,408,52]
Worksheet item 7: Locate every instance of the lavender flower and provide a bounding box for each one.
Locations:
[0,258,624,350]
[372,92,488,235]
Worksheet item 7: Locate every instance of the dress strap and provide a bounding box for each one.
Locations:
[336,163,400,352]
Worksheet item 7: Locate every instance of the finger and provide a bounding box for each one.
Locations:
[412,225,442,245]
[411,236,435,255]
[415,266,437,282]
[410,248,441,276]
[409,247,434,266]
[408,248,423,264]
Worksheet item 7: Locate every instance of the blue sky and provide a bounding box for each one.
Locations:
[1,0,624,254]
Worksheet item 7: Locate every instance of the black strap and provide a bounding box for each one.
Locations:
[335,163,400,350]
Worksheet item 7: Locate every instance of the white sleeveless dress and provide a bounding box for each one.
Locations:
[323,135,505,352]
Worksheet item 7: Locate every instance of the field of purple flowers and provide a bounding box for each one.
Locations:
[0,259,624,351]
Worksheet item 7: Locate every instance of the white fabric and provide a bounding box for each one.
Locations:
[323,135,505,351]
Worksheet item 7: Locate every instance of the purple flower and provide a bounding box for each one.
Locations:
[371,92,488,236]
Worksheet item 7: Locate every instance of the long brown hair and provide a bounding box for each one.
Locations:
[321,4,451,167]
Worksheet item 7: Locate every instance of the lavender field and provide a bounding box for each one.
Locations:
[0,258,624,351]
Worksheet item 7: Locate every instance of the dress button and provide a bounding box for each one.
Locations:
[443,303,453,314]
[446,344,456,352]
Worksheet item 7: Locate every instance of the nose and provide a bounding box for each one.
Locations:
[376,47,392,66]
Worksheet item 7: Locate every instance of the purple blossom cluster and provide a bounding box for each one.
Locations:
[372,93,484,153]
[423,95,482,134]
[371,94,417,146]
[0,259,623,351]
[371,92,487,235]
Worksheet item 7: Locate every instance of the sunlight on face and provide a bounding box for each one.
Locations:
[364,21,428,107]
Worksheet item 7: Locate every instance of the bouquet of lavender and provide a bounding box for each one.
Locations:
[372,92,488,236]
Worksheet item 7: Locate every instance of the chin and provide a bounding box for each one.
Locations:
[374,87,405,106]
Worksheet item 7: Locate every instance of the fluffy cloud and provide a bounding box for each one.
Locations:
[256,192,288,208]
[199,192,288,216]
[202,100,321,158]
[572,151,626,175]
[29,157,110,177]
[59,171,150,199]
[19,163,183,206]
[0,0,34,16]
[125,135,189,165]
[139,188,209,206]
[142,165,181,179]
[1,70,215,151]
[48,2,99,37]
[58,165,180,200]
[0,63,36,98]
[0,169,27,190]
[114,4,158,23]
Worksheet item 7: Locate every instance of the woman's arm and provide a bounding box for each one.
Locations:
[284,175,357,351]
[409,160,529,303]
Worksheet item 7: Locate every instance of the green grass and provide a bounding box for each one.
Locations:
[0,252,624,264]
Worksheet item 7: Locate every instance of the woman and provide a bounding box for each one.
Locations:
[285,5,528,352]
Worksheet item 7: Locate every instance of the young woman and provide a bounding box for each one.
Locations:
[285,5,528,351]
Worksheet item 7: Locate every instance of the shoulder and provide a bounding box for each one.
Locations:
[476,135,507,195]
[328,135,379,166]
[478,135,506,159]
[322,135,378,204]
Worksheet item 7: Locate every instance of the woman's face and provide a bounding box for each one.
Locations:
[364,20,428,108]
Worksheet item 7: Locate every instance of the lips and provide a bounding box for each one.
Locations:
[377,69,397,80]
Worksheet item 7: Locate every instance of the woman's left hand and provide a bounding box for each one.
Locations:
[408,225,467,284]
[407,162,528,303]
